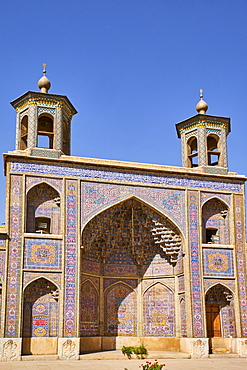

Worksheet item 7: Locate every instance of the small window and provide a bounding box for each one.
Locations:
[187,137,198,168]
[37,115,54,149]
[206,228,219,244]
[207,135,220,166]
[35,217,51,234]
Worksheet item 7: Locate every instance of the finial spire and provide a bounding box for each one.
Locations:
[38,63,51,93]
[196,88,208,114]
[42,63,47,75]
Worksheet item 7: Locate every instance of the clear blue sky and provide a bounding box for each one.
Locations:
[0,0,247,223]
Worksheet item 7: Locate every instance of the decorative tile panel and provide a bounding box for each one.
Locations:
[203,249,234,277]
[144,283,175,336]
[24,239,62,270]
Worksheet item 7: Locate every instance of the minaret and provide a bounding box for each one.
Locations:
[176,90,231,174]
[11,64,77,156]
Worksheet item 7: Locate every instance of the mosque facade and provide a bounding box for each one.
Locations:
[0,71,247,360]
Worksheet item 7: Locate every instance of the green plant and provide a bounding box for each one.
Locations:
[121,346,135,359]
[122,344,148,359]
[140,360,166,369]
[133,344,148,359]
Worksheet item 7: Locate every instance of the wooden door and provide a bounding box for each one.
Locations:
[206,304,221,337]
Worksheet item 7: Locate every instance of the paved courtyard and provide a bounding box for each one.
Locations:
[0,358,247,370]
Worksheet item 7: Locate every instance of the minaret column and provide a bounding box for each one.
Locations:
[27,104,38,147]
[15,112,20,150]
[197,125,207,166]
[55,106,63,151]
[221,127,228,169]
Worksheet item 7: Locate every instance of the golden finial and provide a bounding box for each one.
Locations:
[42,63,47,75]
[196,88,208,114]
[38,63,51,93]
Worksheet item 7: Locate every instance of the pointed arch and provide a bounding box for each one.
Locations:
[22,278,59,338]
[23,275,60,291]
[80,280,99,336]
[81,197,183,266]
[143,281,175,295]
[205,283,235,338]
[104,282,137,336]
[202,197,229,244]
[207,134,221,166]
[37,113,54,149]
[143,282,175,337]
[26,180,62,196]
[201,195,230,209]
[26,182,61,234]
[187,136,198,168]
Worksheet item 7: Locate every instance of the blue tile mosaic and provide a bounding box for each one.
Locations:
[11,161,242,192]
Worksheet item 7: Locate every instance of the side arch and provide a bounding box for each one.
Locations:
[143,281,175,295]
[80,280,99,336]
[104,282,137,336]
[205,283,235,338]
[143,282,175,337]
[23,276,60,291]
[202,197,230,244]
[22,278,59,338]
[26,182,61,234]
[26,180,62,196]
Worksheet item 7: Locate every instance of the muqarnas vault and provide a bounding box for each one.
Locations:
[0,71,247,360]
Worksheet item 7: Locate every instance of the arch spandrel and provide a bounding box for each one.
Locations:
[26,177,63,194]
[81,182,186,236]
[201,193,231,208]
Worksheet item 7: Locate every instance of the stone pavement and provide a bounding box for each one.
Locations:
[0,357,247,370]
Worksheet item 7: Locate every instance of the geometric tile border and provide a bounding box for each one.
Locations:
[188,191,204,337]
[11,161,242,192]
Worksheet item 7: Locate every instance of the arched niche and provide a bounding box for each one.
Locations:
[143,282,175,337]
[26,183,61,234]
[81,197,183,267]
[202,198,229,244]
[80,280,99,336]
[104,282,136,336]
[205,283,235,338]
[22,278,59,338]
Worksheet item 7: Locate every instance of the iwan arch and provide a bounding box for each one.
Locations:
[0,69,247,360]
